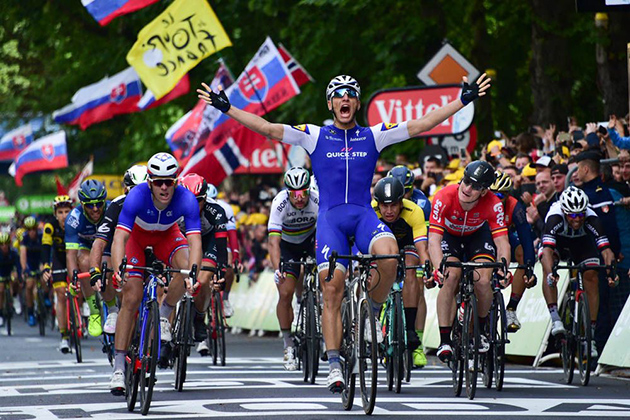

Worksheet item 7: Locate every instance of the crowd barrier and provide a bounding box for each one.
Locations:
[227,264,630,369]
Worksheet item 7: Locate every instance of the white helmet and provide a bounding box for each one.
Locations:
[124,164,148,188]
[147,152,178,178]
[284,167,310,190]
[560,186,589,213]
[207,183,218,199]
[326,75,361,101]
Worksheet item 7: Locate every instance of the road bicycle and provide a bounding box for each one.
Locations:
[1,276,14,336]
[200,265,228,367]
[171,265,199,391]
[65,269,90,363]
[554,260,615,386]
[326,251,400,415]
[439,258,506,400]
[90,262,115,366]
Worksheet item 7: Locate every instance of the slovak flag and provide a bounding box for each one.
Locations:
[53,67,142,130]
[0,123,34,161]
[81,0,160,26]
[9,131,68,186]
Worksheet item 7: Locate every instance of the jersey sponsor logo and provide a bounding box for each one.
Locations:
[131,257,139,264]
[320,244,331,261]
[377,223,386,232]
[381,123,399,131]
[432,199,443,223]
[349,136,367,142]
[67,216,79,229]
[97,225,110,234]
[493,202,505,226]
[484,242,494,252]
[291,124,310,134]
[166,211,173,217]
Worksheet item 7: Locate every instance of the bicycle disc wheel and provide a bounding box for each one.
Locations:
[5,288,12,336]
[340,297,355,411]
[576,294,591,386]
[464,294,480,400]
[140,300,159,415]
[559,298,575,385]
[393,293,404,394]
[69,296,82,363]
[494,292,507,391]
[451,314,464,397]
[174,299,191,392]
[307,290,320,383]
[358,298,378,415]
[217,294,226,367]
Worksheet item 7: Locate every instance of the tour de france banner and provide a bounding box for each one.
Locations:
[126,0,232,100]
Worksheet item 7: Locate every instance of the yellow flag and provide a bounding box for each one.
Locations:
[126,0,231,100]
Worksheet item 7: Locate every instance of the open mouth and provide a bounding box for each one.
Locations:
[339,104,351,118]
[159,191,170,200]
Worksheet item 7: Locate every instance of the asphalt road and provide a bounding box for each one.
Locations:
[1,316,630,419]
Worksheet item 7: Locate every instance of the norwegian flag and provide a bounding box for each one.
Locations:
[278,43,314,87]
[67,158,95,202]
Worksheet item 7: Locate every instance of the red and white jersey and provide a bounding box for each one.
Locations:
[429,184,508,238]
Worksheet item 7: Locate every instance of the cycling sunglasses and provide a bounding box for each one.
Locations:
[150,178,176,187]
[84,200,105,210]
[332,88,359,99]
[289,188,310,200]
[567,212,585,219]
[462,177,484,191]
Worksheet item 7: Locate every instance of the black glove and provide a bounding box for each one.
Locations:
[89,267,101,287]
[209,90,231,113]
[460,79,480,106]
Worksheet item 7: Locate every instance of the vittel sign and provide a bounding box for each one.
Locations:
[365,85,475,137]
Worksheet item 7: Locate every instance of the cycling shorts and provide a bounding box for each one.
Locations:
[440,225,496,262]
[51,252,68,289]
[509,230,521,262]
[124,225,189,279]
[281,234,315,279]
[316,204,395,272]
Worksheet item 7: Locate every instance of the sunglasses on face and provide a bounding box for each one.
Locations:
[462,177,484,191]
[84,201,105,210]
[567,212,585,219]
[151,178,176,187]
[289,189,310,200]
[332,88,359,99]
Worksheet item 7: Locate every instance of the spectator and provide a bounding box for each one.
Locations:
[533,170,558,222]
[550,164,568,194]
[502,165,521,191]
[533,156,553,174]
[420,156,443,196]
[515,152,532,171]
[607,115,630,150]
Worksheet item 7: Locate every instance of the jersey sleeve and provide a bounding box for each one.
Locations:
[371,122,410,152]
[181,191,201,235]
[541,214,564,249]
[585,215,611,251]
[428,189,447,236]
[281,124,320,154]
[64,208,82,250]
[96,198,123,244]
[404,200,427,243]
[512,200,536,263]
[214,206,228,237]
[116,192,140,233]
[487,196,508,238]
[268,192,287,237]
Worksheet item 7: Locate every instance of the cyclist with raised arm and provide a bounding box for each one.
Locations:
[109,152,202,395]
[65,180,109,337]
[41,195,73,352]
[177,173,229,351]
[0,233,21,329]
[429,161,511,363]
[372,176,430,367]
[198,72,491,392]
[20,216,45,327]
[541,186,618,357]
[489,171,536,332]
[88,165,148,334]
[207,184,240,317]
[268,167,319,371]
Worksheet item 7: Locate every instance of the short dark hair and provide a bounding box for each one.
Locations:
[578,157,600,175]
[515,152,532,163]
[426,156,442,167]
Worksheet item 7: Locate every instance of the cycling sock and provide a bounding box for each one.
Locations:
[591,321,597,339]
[416,330,424,345]
[404,307,418,332]
[114,350,127,372]
[60,331,69,340]
[281,329,293,349]
[86,294,99,315]
[439,326,452,346]
[327,350,341,371]
[548,304,560,323]
[506,293,522,311]
[106,298,118,314]
[159,301,175,319]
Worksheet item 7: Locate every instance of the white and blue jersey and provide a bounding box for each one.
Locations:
[282,122,410,270]
[116,183,201,235]
[65,203,110,251]
[410,188,431,224]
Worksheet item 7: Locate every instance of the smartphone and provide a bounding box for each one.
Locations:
[572,130,585,141]
[460,148,467,157]
[598,125,608,136]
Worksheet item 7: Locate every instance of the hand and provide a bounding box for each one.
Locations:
[112,272,126,292]
[212,275,225,291]
[608,114,617,129]
[546,272,559,287]
[89,267,101,290]
[524,273,537,288]
[608,274,620,288]
[42,269,51,283]
[497,270,513,288]
[197,83,231,113]
[544,124,556,146]
[526,203,539,223]
[585,122,598,136]
[274,269,286,285]
[185,277,199,295]
[234,260,244,273]
[431,268,444,287]
[460,73,491,106]
[521,191,533,206]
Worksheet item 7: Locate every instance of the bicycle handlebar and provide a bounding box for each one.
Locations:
[552,260,617,278]
[325,251,402,283]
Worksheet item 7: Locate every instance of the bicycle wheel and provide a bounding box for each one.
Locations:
[559,298,575,385]
[211,296,219,366]
[493,292,507,391]
[306,290,319,383]
[139,300,159,415]
[216,293,226,367]
[482,300,494,390]
[4,288,12,336]
[393,293,404,394]
[451,310,464,397]
[37,289,46,336]
[464,294,480,400]
[126,317,141,411]
[68,296,82,363]
[340,296,355,411]
[358,298,378,415]
[576,294,591,386]
[383,299,394,392]
[174,298,192,392]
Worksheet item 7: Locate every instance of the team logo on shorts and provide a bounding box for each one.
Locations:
[131,257,139,264]
[291,124,310,134]
[381,123,398,131]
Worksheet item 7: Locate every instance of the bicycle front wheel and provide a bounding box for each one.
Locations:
[340,297,355,411]
[493,292,507,391]
[451,311,464,397]
[576,294,591,386]
[393,292,405,394]
[126,316,141,411]
[174,299,192,392]
[68,296,82,363]
[464,294,480,400]
[140,300,159,415]
[217,293,226,367]
[358,298,378,415]
[306,290,319,384]
[559,298,575,385]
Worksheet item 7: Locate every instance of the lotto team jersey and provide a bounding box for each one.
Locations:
[282,122,410,211]
[117,183,201,235]
[268,189,319,244]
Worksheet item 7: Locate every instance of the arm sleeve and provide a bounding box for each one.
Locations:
[512,201,536,263]
[371,122,410,152]
[608,128,630,150]
[541,215,564,249]
[41,223,54,264]
[487,198,508,238]
[267,193,287,237]
[182,193,201,235]
[281,124,320,154]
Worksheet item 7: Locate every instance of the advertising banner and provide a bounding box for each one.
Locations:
[15,195,56,214]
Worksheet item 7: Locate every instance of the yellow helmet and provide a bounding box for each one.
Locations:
[490,170,512,193]
[24,216,37,229]
[53,195,73,210]
[0,232,9,244]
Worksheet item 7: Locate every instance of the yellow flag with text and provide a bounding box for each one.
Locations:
[126,0,231,100]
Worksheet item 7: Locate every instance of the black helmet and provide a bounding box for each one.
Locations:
[373,177,405,204]
[463,161,495,189]
[387,165,414,191]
